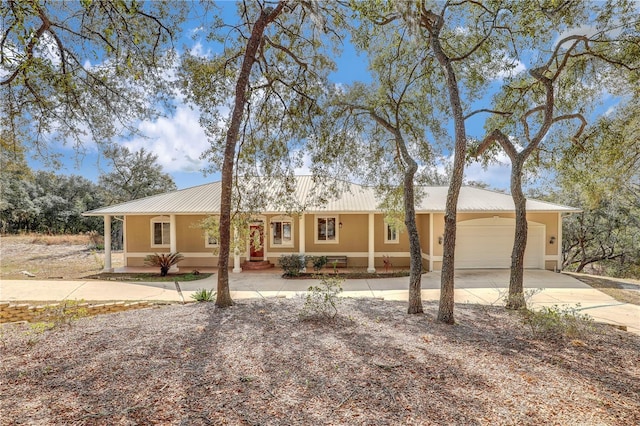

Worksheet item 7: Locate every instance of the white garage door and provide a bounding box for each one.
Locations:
[455,218,544,269]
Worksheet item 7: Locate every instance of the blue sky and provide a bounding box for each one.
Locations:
[24,2,621,193]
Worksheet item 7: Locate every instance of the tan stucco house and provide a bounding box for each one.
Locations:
[84,176,579,273]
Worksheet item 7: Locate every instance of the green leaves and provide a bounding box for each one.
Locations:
[144,252,185,276]
[1,1,181,159]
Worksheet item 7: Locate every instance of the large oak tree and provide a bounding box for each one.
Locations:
[180,1,343,307]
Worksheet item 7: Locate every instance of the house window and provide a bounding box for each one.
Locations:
[271,217,293,247]
[151,217,170,247]
[385,223,399,244]
[316,215,338,243]
[205,233,218,248]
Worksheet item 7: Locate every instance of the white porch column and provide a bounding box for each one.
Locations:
[233,226,242,273]
[299,214,306,254]
[429,213,434,272]
[367,213,376,273]
[169,214,178,272]
[299,214,306,272]
[103,215,113,272]
[557,213,563,272]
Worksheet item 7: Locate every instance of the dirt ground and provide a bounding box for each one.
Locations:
[2,235,639,424]
[0,235,123,280]
[1,298,639,425]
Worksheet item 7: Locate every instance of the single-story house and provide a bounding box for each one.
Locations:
[84,176,579,273]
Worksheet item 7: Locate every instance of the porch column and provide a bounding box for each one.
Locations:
[299,214,306,272]
[103,215,113,272]
[429,213,434,272]
[557,213,563,272]
[233,226,242,273]
[367,213,376,273]
[169,214,178,272]
[262,220,268,261]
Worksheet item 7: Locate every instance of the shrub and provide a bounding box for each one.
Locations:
[522,304,594,339]
[144,252,185,276]
[306,255,328,272]
[300,275,344,320]
[191,288,215,302]
[279,254,306,277]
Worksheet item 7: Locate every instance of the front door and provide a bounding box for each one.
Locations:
[249,223,264,260]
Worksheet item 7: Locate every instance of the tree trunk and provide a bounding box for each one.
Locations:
[420,12,468,324]
[404,155,423,314]
[215,4,285,308]
[507,158,527,310]
[575,262,588,273]
[432,44,466,324]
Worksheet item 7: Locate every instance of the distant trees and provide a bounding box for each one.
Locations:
[550,96,640,278]
[0,169,104,234]
[0,145,175,235]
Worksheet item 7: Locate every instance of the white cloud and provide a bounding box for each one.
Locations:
[464,156,512,190]
[294,151,313,175]
[480,51,526,81]
[190,41,213,58]
[556,24,623,46]
[434,150,513,190]
[604,105,617,116]
[120,105,210,173]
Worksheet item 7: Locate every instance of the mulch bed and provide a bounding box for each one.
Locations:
[283,270,411,279]
[1,298,639,425]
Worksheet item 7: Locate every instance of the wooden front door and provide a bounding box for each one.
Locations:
[249,224,264,260]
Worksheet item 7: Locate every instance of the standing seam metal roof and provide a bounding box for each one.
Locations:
[84,176,579,216]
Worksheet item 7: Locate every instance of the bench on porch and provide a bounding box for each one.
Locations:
[326,255,348,268]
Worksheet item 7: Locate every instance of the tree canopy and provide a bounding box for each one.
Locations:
[0,0,179,167]
[98,145,176,205]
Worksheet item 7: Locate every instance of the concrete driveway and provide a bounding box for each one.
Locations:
[1,269,638,334]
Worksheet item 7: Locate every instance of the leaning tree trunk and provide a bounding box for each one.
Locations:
[215,4,285,308]
[507,158,528,310]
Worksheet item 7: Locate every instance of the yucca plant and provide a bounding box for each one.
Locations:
[144,252,184,276]
[191,288,215,302]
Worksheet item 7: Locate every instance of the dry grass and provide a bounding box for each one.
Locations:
[0,234,123,280]
[570,274,640,306]
[1,298,638,425]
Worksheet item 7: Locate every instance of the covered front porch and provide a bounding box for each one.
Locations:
[98,212,416,275]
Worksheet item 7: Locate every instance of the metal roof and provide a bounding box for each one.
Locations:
[84,176,579,216]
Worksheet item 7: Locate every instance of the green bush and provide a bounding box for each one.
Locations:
[522,304,594,338]
[300,275,344,320]
[191,288,215,302]
[306,255,328,272]
[279,254,306,277]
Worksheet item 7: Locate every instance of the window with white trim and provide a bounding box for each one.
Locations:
[315,215,338,243]
[271,217,293,247]
[151,217,170,247]
[384,222,399,244]
[204,232,218,248]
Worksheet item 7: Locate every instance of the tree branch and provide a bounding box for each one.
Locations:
[464,108,512,120]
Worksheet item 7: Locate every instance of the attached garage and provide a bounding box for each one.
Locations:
[455,217,545,269]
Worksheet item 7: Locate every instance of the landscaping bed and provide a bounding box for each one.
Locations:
[83,272,213,282]
[282,269,412,279]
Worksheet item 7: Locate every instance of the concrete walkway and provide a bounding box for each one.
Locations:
[1,270,638,335]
